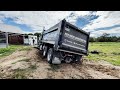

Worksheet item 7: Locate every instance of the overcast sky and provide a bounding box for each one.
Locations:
[0,11,120,37]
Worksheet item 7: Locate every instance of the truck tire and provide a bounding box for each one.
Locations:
[47,48,53,64]
[39,44,43,51]
[43,46,48,57]
[65,56,72,63]
[75,55,83,65]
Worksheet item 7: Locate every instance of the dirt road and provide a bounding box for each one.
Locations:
[0,47,120,79]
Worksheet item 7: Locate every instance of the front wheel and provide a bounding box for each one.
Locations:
[47,48,53,64]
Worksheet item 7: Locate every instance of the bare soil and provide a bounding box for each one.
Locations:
[0,47,120,79]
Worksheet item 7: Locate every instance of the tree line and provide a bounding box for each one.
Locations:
[26,33,120,42]
[25,33,41,37]
[89,33,120,42]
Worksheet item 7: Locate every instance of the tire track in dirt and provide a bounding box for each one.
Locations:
[71,61,119,79]
[85,63,120,78]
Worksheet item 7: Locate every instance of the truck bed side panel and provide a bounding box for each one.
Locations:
[42,29,59,45]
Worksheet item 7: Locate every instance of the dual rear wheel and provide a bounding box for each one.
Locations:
[41,45,83,64]
[47,48,53,64]
[42,45,53,64]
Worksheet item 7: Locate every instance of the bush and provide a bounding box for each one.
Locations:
[89,33,120,42]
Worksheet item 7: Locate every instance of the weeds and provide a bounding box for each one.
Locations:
[12,58,30,64]
[29,64,37,70]
[19,47,32,51]
[112,52,120,55]
[86,42,120,66]
[12,64,37,79]
[12,69,28,79]
[48,64,60,72]
[0,45,32,59]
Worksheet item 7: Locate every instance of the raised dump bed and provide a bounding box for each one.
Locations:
[39,19,90,64]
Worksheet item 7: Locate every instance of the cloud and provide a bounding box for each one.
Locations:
[0,11,120,37]
[0,15,4,23]
[66,11,91,25]
[75,11,90,16]
[23,31,33,34]
[0,11,73,33]
[83,11,120,37]
[83,11,120,30]
[90,26,120,37]
[0,23,23,34]
[0,20,3,24]
[0,11,92,33]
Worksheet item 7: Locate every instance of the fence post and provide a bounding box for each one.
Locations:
[5,32,9,48]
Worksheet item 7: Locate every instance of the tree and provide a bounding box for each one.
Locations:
[95,33,120,42]
[117,37,120,42]
[89,37,96,42]
[102,33,110,37]
[97,33,110,42]
[28,33,33,35]
[34,33,41,37]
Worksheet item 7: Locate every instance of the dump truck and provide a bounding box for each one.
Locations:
[39,19,90,64]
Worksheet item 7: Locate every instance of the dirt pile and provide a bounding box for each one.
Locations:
[0,47,120,79]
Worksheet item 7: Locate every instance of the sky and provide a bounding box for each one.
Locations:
[0,11,120,37]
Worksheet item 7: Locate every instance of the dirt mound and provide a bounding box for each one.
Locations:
[0,47,120,79]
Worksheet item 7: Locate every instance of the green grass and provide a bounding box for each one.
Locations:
[85,42,120,66]
[11,64,37,79]
[12,58,30,64]
[48,64,60,72]
[0,45,31,58]
[18,47,32,51]
[29,64,37,70]
[12,69,28,79]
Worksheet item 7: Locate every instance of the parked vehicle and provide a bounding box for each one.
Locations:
[39,19,90,64]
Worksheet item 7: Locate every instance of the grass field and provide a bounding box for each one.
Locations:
[0,45,31,58]
[0,42,120,66]
[85,42,120,66]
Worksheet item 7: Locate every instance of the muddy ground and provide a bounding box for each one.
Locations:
[0,47,120,79]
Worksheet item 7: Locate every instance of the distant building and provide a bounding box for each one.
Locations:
[0,24,38,48]
[0,32,7,48]
[0,24,24,48]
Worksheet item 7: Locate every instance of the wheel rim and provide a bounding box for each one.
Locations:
[40,45,42,50]
[65,57,72,63]
[47,50,51,62]
[43,49,46,56]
